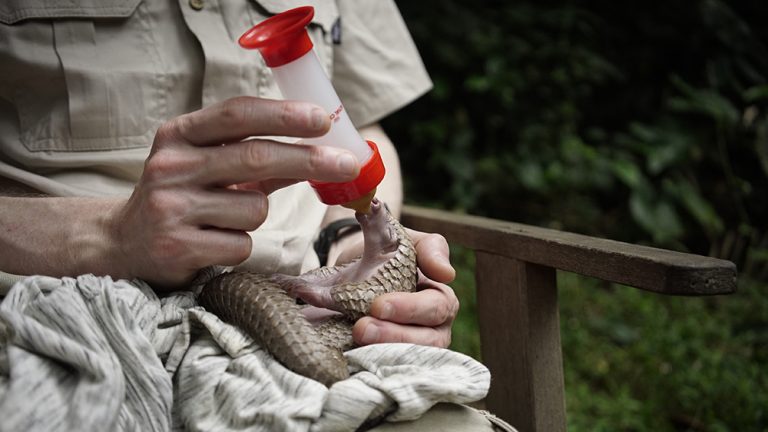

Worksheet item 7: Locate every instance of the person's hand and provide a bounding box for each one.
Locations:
[352,229,459,348]
[109,97,360,288]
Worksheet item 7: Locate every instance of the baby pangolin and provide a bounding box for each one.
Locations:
[198,198,417,386]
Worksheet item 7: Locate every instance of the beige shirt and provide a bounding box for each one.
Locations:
[0,0,431,275]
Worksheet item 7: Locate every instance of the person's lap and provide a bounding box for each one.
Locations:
[370,403,517,432]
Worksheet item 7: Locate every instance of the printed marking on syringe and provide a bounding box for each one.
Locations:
[329,104,343,122]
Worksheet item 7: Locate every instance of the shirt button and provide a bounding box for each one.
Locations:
[189,0,204,10]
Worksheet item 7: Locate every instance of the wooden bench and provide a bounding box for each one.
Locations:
[401,205,737,432]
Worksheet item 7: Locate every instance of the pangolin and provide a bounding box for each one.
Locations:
[198,198,418,386]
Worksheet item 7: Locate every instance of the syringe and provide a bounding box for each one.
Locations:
[239,6,385,213]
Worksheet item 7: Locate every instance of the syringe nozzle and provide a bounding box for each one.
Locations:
[341,189,376,214]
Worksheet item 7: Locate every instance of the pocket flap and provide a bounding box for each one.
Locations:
[0,0,142,24]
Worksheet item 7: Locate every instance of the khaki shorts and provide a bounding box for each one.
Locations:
[370,403,518,432]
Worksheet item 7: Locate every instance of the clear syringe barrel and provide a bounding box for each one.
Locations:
[238,6,384,210]
[271,52,372,162]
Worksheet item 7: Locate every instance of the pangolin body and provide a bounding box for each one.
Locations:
[198,199,417,386]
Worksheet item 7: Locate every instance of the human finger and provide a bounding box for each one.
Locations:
[196,139,360,186]
[191,229,253,268]
[352,316,452,348]
[143,227,253,286]
[187,188,269,231]
[367,284,459,327]
[407,229,456,283]
[174,97,331,146]
[232,179,302,195]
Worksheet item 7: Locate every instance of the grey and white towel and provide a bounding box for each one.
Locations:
[0,274,490,431]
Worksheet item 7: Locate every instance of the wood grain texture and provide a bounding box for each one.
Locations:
[476,252,566,432]
[402,206,737,296]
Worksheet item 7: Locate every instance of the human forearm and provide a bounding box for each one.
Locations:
[0,98,358,288]
[0,196,125,278]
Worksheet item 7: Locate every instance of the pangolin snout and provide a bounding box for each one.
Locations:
[356,198,399,253]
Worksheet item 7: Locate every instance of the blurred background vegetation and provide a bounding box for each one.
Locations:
[385,0,768,430]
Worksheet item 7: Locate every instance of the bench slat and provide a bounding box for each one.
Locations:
[476,253,566,431]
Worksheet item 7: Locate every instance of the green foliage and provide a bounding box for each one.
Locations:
[387,0,768,257]
[389,0,768,429]
[559,274,768,432]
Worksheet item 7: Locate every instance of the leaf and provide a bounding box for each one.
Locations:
[629,192,684,244]
[663,178,725,237]
[517,160,546,192]
[647,129,691,175]
[611,159,643,189]
[743,85,768,103]
[668,75,740,125]
[464,75,490,93]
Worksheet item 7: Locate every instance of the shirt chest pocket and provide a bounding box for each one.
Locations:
[0,0,161,152]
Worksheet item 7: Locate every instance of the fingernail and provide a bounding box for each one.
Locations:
[337,153,358,177]
[311,107,327,129]
[362,324,379,344]
[379,302,394,320]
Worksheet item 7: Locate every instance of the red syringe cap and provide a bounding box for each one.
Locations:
[239,6,315,67]
[309,141,386,206]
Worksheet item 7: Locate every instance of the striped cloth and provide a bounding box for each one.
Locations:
[0,275,490,431]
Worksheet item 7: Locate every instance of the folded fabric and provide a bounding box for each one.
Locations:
[0,274,490,431]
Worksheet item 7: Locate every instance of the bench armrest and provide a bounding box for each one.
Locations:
[402,205,736,295]
[401,205,737,431]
